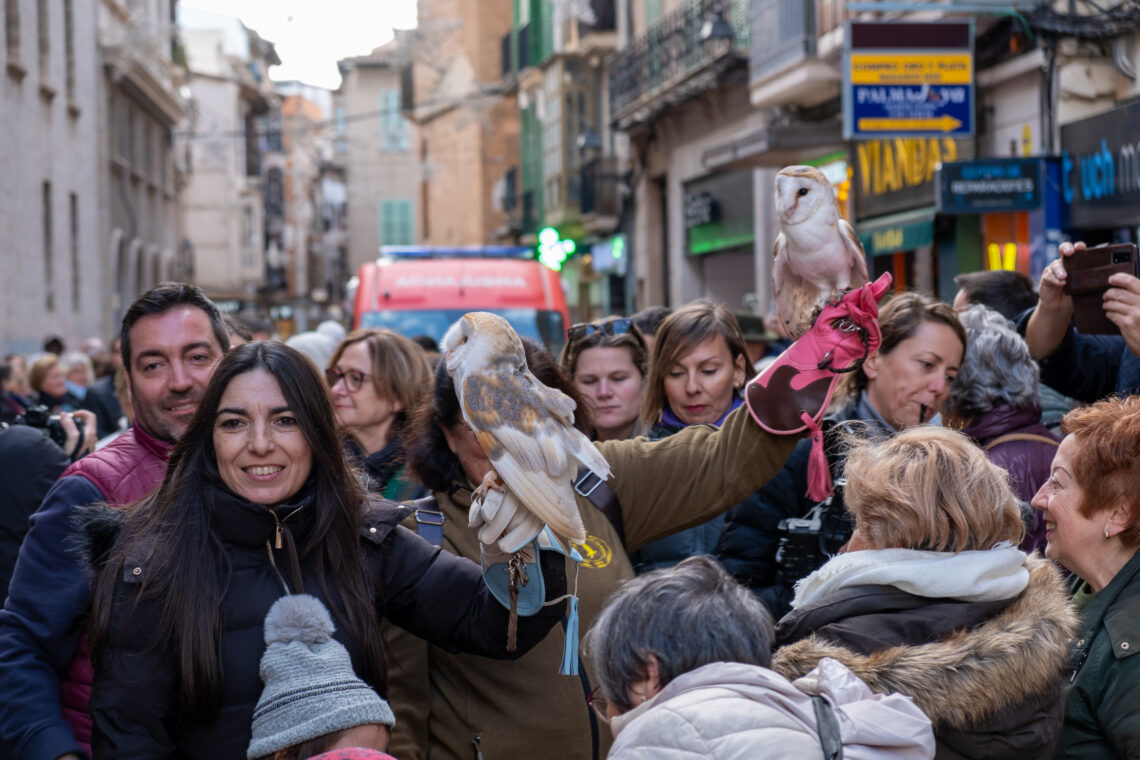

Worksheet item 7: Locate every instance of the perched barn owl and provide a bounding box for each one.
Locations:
[772,165,869,339]
[441,312,612,552]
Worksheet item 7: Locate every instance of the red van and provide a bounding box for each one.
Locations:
[351,247,570,354]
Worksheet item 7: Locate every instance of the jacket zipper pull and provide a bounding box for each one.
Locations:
[275,523,283,550]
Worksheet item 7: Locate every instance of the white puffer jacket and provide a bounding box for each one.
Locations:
[608,658,934,760]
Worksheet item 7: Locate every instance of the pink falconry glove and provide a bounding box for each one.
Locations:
[746,273,893,502]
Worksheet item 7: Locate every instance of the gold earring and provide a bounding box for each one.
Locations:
[1105,527,1112,540]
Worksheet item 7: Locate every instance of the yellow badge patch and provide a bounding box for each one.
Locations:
[574,534,613,569]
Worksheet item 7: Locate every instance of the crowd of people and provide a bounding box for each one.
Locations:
[0,238,1139,759]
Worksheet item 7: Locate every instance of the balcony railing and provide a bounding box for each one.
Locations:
[580,156,621,218]
[609,0,749,130]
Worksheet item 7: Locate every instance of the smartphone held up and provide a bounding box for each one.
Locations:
[1063,243,1140,335]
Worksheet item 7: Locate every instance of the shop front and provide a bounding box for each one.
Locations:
[852,136,973,298]
[935,156,1063,285]
[682,169,757,309]
[1060,98,1140,245]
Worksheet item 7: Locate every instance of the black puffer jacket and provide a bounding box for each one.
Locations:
[87,489,566,760]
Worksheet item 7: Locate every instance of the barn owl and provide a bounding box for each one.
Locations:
[773,165,869,339]
[440,312,612,552]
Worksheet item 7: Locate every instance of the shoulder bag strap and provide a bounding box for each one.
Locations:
[574,467,625,547]
[983,433,1060,451]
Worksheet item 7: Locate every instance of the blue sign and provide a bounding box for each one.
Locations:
[936,158,1042,214]
[850,84,973,137]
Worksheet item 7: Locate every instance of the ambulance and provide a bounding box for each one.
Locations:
[350,246,571,355]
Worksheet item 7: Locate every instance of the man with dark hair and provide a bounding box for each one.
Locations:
[630,305,672,352]
[0,283,229,760]
[952,270,1037,322]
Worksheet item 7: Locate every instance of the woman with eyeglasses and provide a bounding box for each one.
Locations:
[628,300,755,574]
[326,329,432,501]
[559,317,650,443]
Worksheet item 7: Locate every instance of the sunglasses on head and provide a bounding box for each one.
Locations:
[567,318,634,345]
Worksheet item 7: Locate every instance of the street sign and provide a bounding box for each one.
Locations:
[844,22,974,140]
[936,158,1043,214]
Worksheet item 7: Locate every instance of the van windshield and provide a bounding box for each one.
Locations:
[360,308,567,355]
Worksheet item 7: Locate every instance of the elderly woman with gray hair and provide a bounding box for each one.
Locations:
[584,555,935,760]
[944,304,1060,553]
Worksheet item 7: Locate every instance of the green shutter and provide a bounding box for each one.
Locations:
[380,199,415,245]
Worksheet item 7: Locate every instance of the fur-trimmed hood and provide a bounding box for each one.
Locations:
[68,502,127,577]
[772,554,1077,732]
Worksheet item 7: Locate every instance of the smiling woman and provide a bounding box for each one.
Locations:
[86,342,568,759]
[1031,397,1140,758]
[213,370,313,507]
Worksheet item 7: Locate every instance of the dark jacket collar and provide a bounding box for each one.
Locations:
[775,583,1015,655]
[204,481,315,548]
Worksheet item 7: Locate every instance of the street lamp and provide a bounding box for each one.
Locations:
[700,9,735,44]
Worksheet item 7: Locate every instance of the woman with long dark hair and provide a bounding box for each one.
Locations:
[87,342,566,758]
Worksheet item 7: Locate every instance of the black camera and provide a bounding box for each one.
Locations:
[775,481,852,582]
[14,404,83,449]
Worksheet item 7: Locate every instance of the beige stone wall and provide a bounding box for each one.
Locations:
[414,0,518,246]
[340,59,422,272]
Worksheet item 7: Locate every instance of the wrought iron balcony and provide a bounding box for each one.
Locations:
[580,156,622,221]
[609,0,749,131]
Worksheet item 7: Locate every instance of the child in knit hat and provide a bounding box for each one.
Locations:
[248,594,398,760]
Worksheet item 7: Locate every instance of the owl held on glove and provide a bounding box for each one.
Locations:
[441,312,612,552]
[772,165,869,339]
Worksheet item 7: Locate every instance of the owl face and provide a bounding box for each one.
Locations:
[774,166,832,225]
[440,312,525,375]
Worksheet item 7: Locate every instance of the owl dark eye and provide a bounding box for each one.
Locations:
[797,187,809,197]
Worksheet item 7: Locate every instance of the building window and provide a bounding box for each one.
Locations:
[379,199,414,245]
[63,0,74,100]
[380,89,408,152]
[36,0,47,79]
[43,181,54,312]
[334,105,347,155]
[69,192,79,311]
[5,0,19,66]
[242,205,256,268]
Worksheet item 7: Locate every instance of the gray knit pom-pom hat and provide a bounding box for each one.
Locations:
[246,594,395,760]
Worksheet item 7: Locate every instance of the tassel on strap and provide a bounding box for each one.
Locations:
[559,596,580,676]
[803,411,833,503]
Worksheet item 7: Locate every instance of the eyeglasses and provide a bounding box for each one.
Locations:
[567,318,635,345]
[324,366,372,393]
[586,685,612,725]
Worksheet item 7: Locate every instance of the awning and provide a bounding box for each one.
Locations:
[856,206,936,257]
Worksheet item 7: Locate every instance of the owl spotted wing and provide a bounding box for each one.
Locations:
[460,369,609,547]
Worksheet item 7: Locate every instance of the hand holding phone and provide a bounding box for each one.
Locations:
[1063,243,1140,335]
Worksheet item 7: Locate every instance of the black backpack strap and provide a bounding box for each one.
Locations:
[574,467,625,547]
[812,695,843,760]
